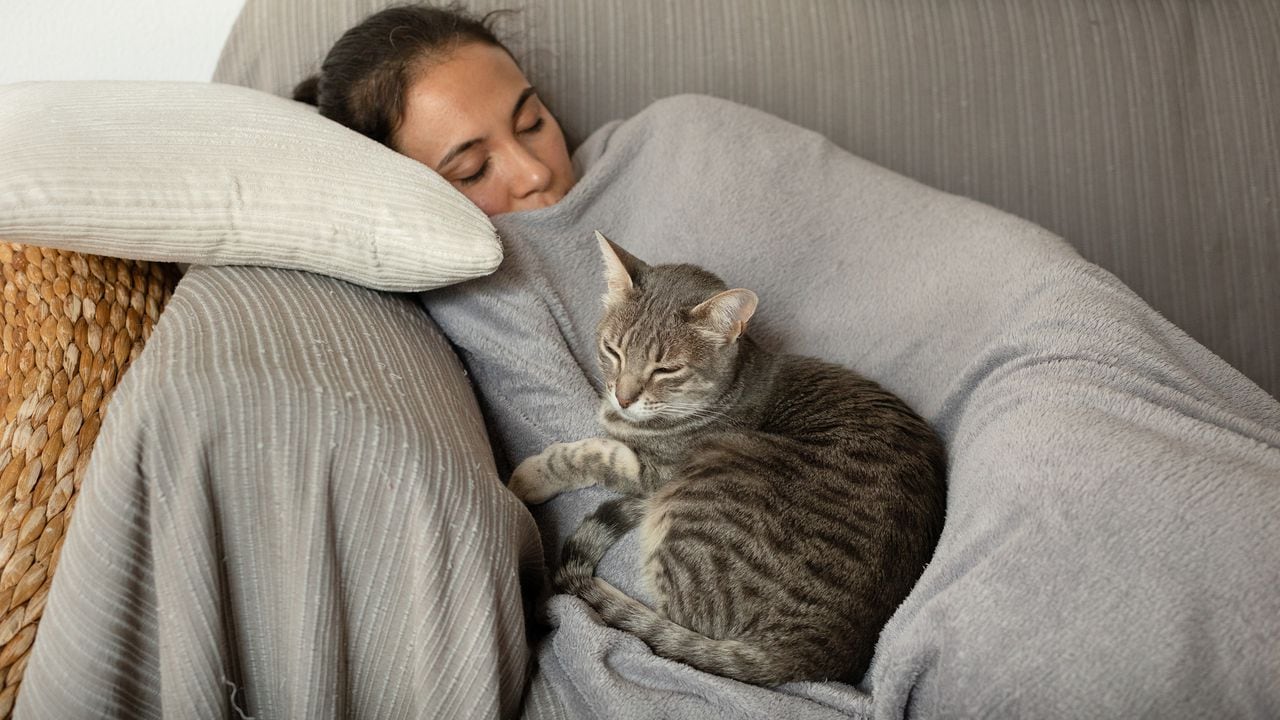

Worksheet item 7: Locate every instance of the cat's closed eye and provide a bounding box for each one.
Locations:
[601,343,622,363]
[651,366,683,377]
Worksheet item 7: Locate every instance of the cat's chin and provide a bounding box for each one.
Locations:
[599,403,635,424]
[598,401,654,427]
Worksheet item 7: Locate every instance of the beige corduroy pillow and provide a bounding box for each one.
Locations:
[0,81,501,292]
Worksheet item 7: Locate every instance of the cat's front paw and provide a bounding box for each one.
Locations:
[509,452,559,504]
[508,439,612,504]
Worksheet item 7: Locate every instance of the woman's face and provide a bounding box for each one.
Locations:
[394,42,576,217]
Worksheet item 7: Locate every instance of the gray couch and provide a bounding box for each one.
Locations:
[17,1,1278,719]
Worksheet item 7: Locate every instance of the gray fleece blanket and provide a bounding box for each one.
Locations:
[419,95,1280,719]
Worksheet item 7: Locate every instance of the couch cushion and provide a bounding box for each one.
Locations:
[215,0,1280,397]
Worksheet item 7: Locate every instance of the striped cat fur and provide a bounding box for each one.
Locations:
[510,232,947,685]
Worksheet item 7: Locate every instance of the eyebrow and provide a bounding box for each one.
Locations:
[435,86,539,171]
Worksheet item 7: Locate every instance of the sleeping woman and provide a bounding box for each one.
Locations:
[290,2,1280,720]
[293,0,952,708]
[297,0,951,687]
[294,0,947,686]
[292,4,576,216]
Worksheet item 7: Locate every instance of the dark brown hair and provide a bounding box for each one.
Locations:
[293,3,515,147]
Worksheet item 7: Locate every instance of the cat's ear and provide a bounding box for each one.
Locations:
[595,230,645,304]
[691,288,758,344]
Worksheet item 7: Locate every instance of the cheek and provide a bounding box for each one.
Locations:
[536,123,574,179]
[671,375,712,399]
[458,184,506,216]
[647,378,681,401]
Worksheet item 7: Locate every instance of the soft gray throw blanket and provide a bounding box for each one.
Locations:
[421,95,1280,718]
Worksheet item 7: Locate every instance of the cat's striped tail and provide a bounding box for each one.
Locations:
[555,497,790,687]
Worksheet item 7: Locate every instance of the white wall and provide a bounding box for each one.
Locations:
[0,0,246,83]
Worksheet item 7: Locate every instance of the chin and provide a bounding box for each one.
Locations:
[598,399,647,426]
[599,400,628,423]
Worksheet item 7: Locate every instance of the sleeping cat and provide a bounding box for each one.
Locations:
[508,231,947,686]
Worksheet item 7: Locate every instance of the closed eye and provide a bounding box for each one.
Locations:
[458,160,489,185]
[602,343,621,362]
[457,120,543,186]
[651,366,683,377]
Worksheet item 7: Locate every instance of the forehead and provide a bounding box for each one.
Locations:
[602,301,707,355]
[394,42,532,163]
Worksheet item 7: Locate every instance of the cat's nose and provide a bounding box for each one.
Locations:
[615,377,642,409]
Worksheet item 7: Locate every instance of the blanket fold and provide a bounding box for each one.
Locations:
[421,95,1280,719]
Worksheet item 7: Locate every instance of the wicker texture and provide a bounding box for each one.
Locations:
[0,244,176,717]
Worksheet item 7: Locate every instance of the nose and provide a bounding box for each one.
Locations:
[615,378,642,409]
[508,144,552,199]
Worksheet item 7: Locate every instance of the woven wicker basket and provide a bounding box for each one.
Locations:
[0,243,177,717]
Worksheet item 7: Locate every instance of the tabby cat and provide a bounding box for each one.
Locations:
[508,231,947,686]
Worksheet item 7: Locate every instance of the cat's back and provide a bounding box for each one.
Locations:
[723,347,949,529]
[652,347,946,680]
[751,350,939,451]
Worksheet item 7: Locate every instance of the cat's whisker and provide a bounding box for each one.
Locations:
[662,402,729,415]
[659,402,734,421]
[670,409,730,422]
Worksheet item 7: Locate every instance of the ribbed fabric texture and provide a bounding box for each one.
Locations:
[14,266,543,719]
[215,0,1279,397]
[0,81,501,292]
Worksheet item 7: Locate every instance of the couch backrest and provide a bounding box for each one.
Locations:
[215,0,1279,398]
